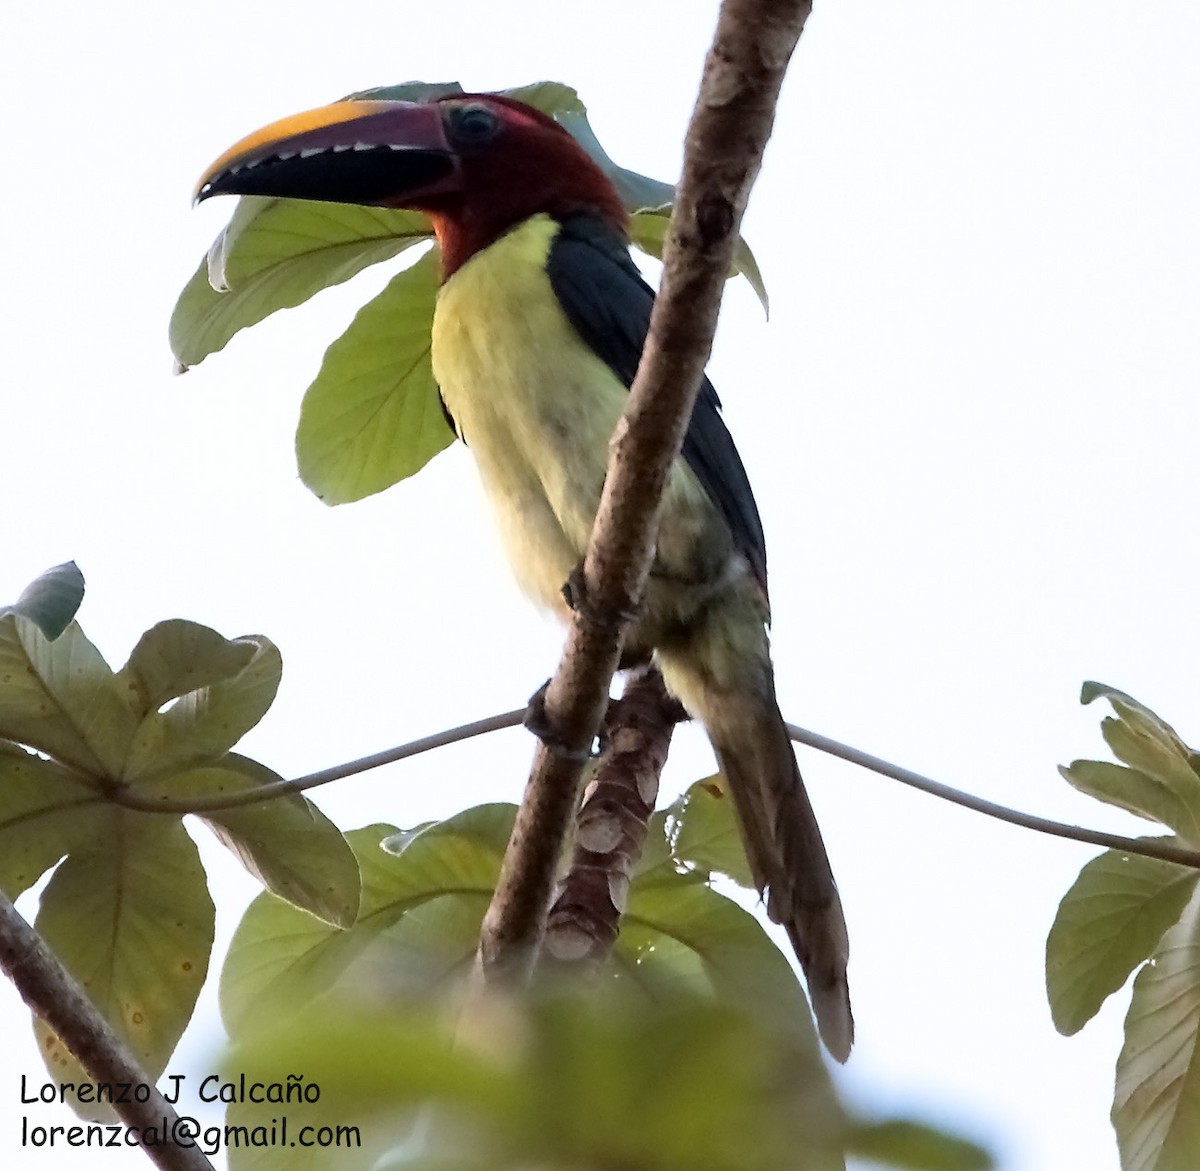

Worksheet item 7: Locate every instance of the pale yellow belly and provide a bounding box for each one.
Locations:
[431,217,629,615]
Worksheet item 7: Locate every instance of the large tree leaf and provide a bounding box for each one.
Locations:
[0,741,101,897]
[0,616,136,776]
[220,809,511,1033]
[222,798,808,1051]
[221,992,849,1171]
[0,562,85,640]
[136,754,360,927]
[170,198,432,369]
[620,878,816,1048]
[1047,842,1199,1035]
[295,249,453,504]
[34,813,214,1110]
[1112,886,1200,1171]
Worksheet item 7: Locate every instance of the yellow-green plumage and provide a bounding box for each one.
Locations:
[432,214,852,1060]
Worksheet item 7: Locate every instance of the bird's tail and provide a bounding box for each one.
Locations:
[658,626,853,1060]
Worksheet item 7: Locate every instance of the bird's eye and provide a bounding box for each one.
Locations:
[450,104,499,145]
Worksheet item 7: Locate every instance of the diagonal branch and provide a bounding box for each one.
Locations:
[0,892,215,1171]
[475,0,815,983]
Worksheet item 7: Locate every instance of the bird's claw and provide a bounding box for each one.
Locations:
[523,680,594,762]
[560,563,637,632]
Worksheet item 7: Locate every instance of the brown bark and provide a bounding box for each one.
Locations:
[541,671,682,969]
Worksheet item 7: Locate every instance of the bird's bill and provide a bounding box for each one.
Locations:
[194,100,460,207]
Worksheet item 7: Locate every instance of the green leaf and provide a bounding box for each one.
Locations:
[171,198,433,369]
[659,775,755,889]
[1046,843,1198,1035]
[220,878,361,1039]
[221,808,513,1033]
[222,993,843,1171]
[500,80,587,118]
[137,754,360,927]
[296,249,453,503]
[0,616,136,776]
[220,794,819,1062]
[347,81,465,104]
[1097,721,1200,845]
[1063,685,1200,844]
[630,206,770,315]
[222,1002,516,1171]
[1112,886,1200,1171]
[214,199,426,293]
[117,618,258,715]
[845,1119,994,1170]
[0,741,101,897]
[377,801,512,887]
[1060,760,1200,845]
[620,879,817,1049]
[1082,682,1192,754]
[34,813,214,1109]
[121,633,281,780]
[0,562,85,640]
[509,997,839,1171]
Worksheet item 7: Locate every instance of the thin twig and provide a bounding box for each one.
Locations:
[787,723,1200,869]
[112,710,526,814]
[0,892,215,1171]
[106,697,1200,869]
[475,0,815,984]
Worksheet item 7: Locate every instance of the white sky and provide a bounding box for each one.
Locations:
[2,2,1199,1168]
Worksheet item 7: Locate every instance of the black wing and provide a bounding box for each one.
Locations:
[546,215,768,594]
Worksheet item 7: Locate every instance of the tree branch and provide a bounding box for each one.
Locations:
[541,669,683,969]
[0,892,215,1171]
[475,0,815,984]
[101,696,1198,871]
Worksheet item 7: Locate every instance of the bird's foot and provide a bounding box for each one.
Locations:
[523,680,595,762]
[560,563,637,633]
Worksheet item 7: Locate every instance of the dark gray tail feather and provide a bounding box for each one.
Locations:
[704,686,853,1061]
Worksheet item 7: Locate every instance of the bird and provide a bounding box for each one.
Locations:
[195,92,853,1059]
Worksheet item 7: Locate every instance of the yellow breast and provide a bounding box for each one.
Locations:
[431,215,630,614]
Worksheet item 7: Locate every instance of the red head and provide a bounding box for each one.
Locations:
[196,94,628,276]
